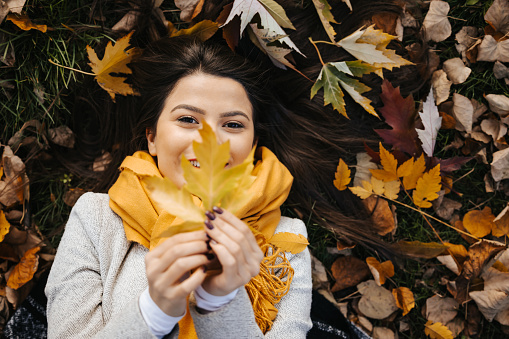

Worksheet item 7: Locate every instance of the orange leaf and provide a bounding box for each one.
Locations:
[0,211,10,243]
[366,257,394,285]
[402,154,426,190]
[493,204,509,237]
[7,246,40,290]
[268,232,309,254]
[168,20,219,41]
[7,14,47,33]
[392,286,415,315]
[333,158,351,191]
[87,31,141,101]
[463,206,495,238]
[393,240,449,259]
[413,164,441,208]
[424,320,454,339]
[331,256,370,292]
[370,142,398,182]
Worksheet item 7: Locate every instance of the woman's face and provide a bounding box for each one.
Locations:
[147,73,255,188]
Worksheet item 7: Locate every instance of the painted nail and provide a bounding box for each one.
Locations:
[206,253,215,260]
[204,219,214,230]
[212,206,223,214]
[205,211,216,220]
[202,265,207,273]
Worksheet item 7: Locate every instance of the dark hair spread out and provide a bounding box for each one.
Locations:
[62,0,427,257]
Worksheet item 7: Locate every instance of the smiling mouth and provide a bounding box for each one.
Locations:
[189,160,200,168]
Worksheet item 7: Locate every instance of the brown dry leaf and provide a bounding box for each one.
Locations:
[426,295,459,325]
[485,94,509,116]
[0,211,10,242]
[431,70,452,105]
[422,1,451,42]
[481,118,507,142]
[392,287,414,316]
[485,0,509,35]
[175,0,204,21]
[469,268,509,323]
[424,320,454,339]
[363,196,395,236]
[268,232,308,254]
[434,197,462,221]
[371,12,400,36]
[0,146,26,207]
[333,158,351,191]
[357,280,398,319]
[63,188,86,207]
[437,243,468,275]
[455,26,478,63]
[491,147,509,182]
[6,13,47,32]
[440,111,456,129]
[310,254,329,290]
[6,246,40,290]
[470,125,491,144]
[452,93,473,133]
[366,257,394,286]
[331,255,370,292]
[442,58,471,84]
[461,240,506,281]
[393,240,449,259]
[493,61,509,84]
[477,35,509,63]
[493,204,509,237]
[87,31,141,101]
[372,327,395,339]
[169,20,219,42]
[353,152,377,187]
[48,125,75,148]
[463,206,495,238]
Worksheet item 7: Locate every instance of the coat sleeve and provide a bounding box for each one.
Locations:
[188,217,312,339]
[45,193,178,339]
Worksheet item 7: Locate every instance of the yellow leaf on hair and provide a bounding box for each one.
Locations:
[269,232,309,254]
[402,154,426,190]
[413,164,441,208]
[384,180,400,200]
[168,20,219,41]
[424,320,454,339]
[392,286,415,316]
[349,180,373,199]
[371,177,385,195]
[0,211,11,243]
[333,158,351,191]
[370,142,398,182]
[397,157,414,178]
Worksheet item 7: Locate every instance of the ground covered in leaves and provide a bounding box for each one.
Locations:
[1,0,509,338]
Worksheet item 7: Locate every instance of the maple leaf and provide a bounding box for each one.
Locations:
[336,71,377,117]
[349,179,373,199]
[311,0,338,43]
[375,80,421,156]
[413,164,441,208]
[311,63,346,117]
[366,257,394,285]
[392,287,415,316]
[424,320,454,339]
[247,24,297,70]
[87,31,141,101]
[417,89,442,158]
[384,180,400,200]
[333,158,351,191]
[168,20,219,41]
[7,246,40,290]
[370,142,398,182]
[257,0,295,30]
[268,232,309,254]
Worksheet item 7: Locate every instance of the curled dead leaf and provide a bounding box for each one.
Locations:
[431,70,452,105]
[493,204,509,237]
[393,240,449,259]
[392,287,414,316]
[366,257,394,285]
[6,246,40,290]
[48,125,75,148]
[443,58,471,84]
[331,255,370,292]
[491,147,509,182]
[363,196,395,236]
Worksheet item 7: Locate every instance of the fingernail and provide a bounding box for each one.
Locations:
[206,253,215,260]
[213,206,223,214]
[204,220,214,230]
[210,239,218,245]
[202,265,207,273]
[206,241,212,251]
[205,211,216,220]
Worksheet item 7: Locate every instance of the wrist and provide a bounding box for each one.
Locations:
[194,285,238,312]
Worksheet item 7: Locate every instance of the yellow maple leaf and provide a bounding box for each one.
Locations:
[168,20,219,41]
[366,257,394,285]
[384,180,400,199]
[333,158,351,191]
[87,31,141,101]
[0,211,11,243]
[370,142,398,182]
[268,232,309,254]
[371,177,385,195]
[349,180,373,199]
[397,157,414,178]
[402,154,426,190]
[392,286,415,316]
[424,320,454,339]
[413,164,441,208]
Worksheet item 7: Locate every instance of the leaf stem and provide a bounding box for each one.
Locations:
[308,38,326,66]
[48,59,95,76]
[313,40,338,46]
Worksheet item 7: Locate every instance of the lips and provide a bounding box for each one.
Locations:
[189,159,200,168]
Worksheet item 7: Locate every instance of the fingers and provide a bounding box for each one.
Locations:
[149,230,208,258]
[148,240,209,275]
[156,254,210,287]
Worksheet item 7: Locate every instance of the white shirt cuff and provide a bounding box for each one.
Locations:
[139,287,184,338]
[194,285,238,312]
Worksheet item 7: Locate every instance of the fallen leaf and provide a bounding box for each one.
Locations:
[268,232,309,254]
[48,125,75,148]
[485,93,509,116]
[353,152,377,187]
[402,154,426,190]
[477,35,509,62]
[424,320,454,339]
[6,13,46,32]
[366,257,394,285]
[413,164,442,208]
[451,93,474,133]
[392,287,414,316]
[493,204,509,237]
[372,327,395,339]
[6,246,40,290]
[0,211,10,242]
[349,179,373,200]
[247,25,296,70]
[175,0,203,21]
[357,280,398,319]
[493,61,509,84]
[491,147,509,182]
[331,255,370,292]
[169,20,219,41]
[63,188,86,207]
[112,10,139,32]
[363,196,395,236]
[431,70,452,105]
[333,158,351,191]
[463,206,495,238]
[442,57,471,84]
[469,268,509,322]
[310,255,328,290]
[311,0,337,43]
[311,63,347,117]
[417,89,442,158]
[461,240,506,281]
[481,118,507,142]
[422,1,451,42]
[370,142,399,182]
[434,197,462,221]
[485,0,509,35]
[472,98,488,122]
[455,26,479,63]
[393,240,449,259]
[426,295,459,324]
[87,31,141,101]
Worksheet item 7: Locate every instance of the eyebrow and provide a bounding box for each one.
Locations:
[171,104,251,121]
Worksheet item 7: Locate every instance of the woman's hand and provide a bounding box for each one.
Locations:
[202,208,264,296]
[145,230,212,316]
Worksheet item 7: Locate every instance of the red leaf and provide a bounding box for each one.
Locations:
[375,80,422,157]
[430,156,473,174]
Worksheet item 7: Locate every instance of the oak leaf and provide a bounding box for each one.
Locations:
[417,89,442,158]
[333,158,351,191]
[268,232,308,254]
[0,211,11,242]
[463,206,495,238]
[331,255,370,292]
[6,13,47,32]
[366,257,394,285]
[422,1,451,42]
[87,31,141,101]
[392,287,414,316]
[6,246,40,290]
[424,320,454,339]
[311,0,337,42]
[413,164,441,208]
[168,20,219,41]
[357,280,398,319]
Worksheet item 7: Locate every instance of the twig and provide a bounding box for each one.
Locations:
[48,59,95,76]
[308,38,326,66]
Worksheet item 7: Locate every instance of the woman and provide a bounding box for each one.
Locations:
[45,37,312,338]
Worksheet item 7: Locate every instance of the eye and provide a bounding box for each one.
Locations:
[224,121,245,129]
[177,116,198,124]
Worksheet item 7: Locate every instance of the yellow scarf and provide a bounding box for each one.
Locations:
[109,147,295,336]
